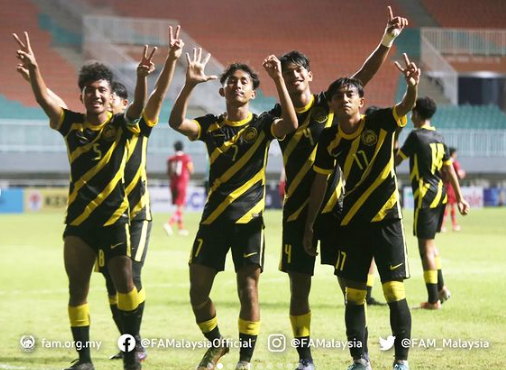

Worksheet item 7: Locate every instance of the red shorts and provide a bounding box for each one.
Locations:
[170,182,188,206]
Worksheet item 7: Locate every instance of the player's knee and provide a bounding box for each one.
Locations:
[345,287,367,305]
[382,280,406,303]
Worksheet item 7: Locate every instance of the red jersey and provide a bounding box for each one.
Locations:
[167,152,192,186]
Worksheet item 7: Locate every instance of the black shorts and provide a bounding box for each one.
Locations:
[280,218,317,275]
[335,219,410,283]
[315,211,342,267]
[189,218,265,272]
[63,223,130,266]
[413,205,445,239]
[96,220,151,273]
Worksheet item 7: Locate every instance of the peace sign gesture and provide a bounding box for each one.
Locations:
[12,32,37,69]
[185,48,218,85]
[137,45,157,77]
[395,53,420,87]
[168,25,184,60]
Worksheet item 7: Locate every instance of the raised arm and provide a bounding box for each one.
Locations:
[442,163,470,215]
[169,48,217,140]
[302,172,328,257]
[17,66,68,109]
[126,45,157,121]
[144,25,184,123]
[352,6,408,87]
[394,53,420,118]
[263,55,298,137]
[13,32,62,129]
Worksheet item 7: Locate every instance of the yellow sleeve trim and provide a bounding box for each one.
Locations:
[398,149,408,160]
[190,119,202,141]
[393,106,407,128]
[54,109,65,131]
[271,119,286,141]
[142,111,159,127]
[314,166,332,175]
[444,158,453,166]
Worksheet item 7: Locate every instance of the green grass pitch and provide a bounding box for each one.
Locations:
[0,208,505,369]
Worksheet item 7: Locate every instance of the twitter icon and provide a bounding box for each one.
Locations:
[379,335,396,351]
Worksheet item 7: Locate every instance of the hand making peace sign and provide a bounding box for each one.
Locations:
[395,53,421,87]
[137,45,157,77]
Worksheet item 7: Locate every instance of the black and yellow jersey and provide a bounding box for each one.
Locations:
[398,125,451,209]
[270,93,341,222]
[194,112,278,225]
[54,109,135,227]
[124,114,158,222]
[314,107,407,226]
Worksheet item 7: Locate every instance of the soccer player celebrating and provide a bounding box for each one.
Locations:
[303,54,420,370]
[395,96,470,309]
[169,49,297,370]
[164,140,194,236]
[14,31,155,370]
[273,7,407,369]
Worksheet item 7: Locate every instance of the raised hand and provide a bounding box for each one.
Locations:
[137,45,157,77]
[168,25,184,59]
[185,48,218,85]
[394,53,420,87]
[13,32,37,69]
[17,64,30,82]
[386,5,408,37]
[263,55,282,80]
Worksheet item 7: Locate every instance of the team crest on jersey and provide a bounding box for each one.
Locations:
[361,129,377,146]
[102,124,117,142]
[312,107,328,124]
[242,127,258,143]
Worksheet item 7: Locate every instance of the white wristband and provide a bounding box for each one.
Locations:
[381,28,401,48]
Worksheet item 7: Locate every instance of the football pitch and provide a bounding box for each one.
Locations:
[0,209,505,370]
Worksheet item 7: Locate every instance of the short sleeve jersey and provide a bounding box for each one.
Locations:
[54,109,133,227]
[398,125,452,209]
[194,112,277,225]
[314,107,407,226]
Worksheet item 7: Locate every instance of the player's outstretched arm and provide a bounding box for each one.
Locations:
[17,66,68,109]
[126,45,157,121]
[303,172,328,257]
[13,32,62,129]
[443,163,470,216]
[394,53,420,117]
[144,25,184,123]
[263,55,298,137]
[352,6,408,87]
[169,48,217,140]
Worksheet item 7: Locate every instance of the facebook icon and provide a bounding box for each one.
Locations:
[117,334,136,353]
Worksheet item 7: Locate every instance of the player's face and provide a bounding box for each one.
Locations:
[110,93,128,115]
[81,79,112,115]
[329,85,364,118]
[282,62,312,94]
[222,70,256,104]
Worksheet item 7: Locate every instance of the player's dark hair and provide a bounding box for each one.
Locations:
[413,96,437,120]
[325,77,364,101]
[174,141,183,151]
[78,62,113,91]
[112,82,128,100]
[449,147,457,156]
[279,50,310,72]
[220,63,260,90]
[365,105,380,115]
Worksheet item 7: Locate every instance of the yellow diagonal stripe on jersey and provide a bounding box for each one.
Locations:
[343,136,362,180]
[209,126,250,164]
[286,145,317,199]
[342,157,394,225]
[236,198,266,224]
[345,129,388,197]
[410,154,420,182]
[126,135,139,162]
[67,132,123,205]
[282,114,312,165]
[130,191,150,220]
[210,132,267,193]
[372,189,399,222]
[429,180,443,208]
[71,149,128,226]
[69,130,104,164]
[322,177,343,213]
[202,168,265,225]
[104,196,129,226]
[287,198,309,222]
